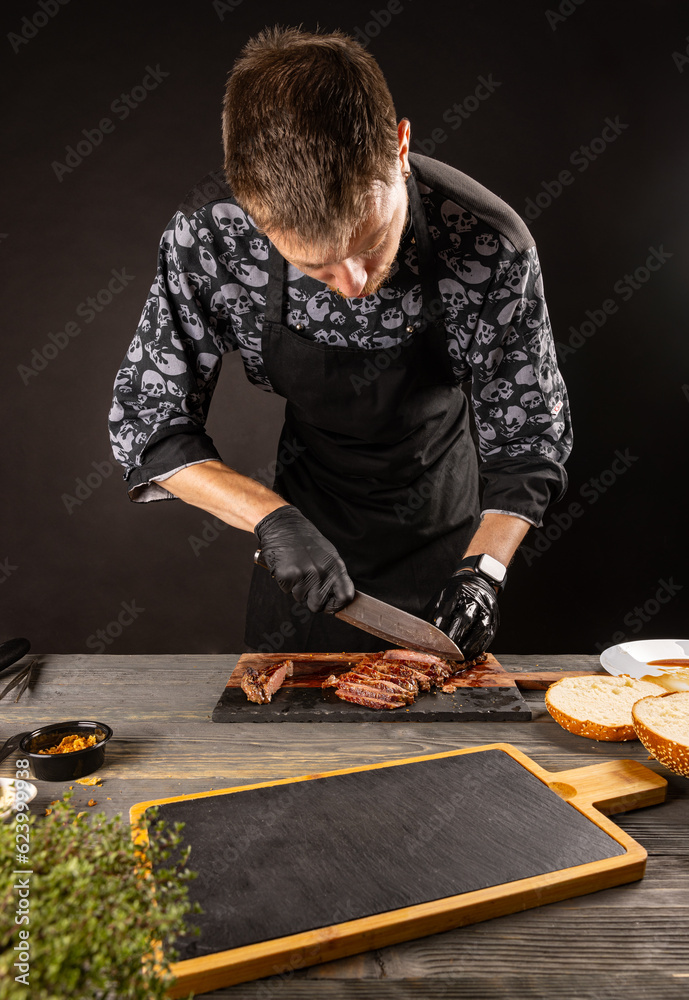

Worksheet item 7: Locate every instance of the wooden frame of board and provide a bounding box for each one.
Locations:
[129,743,667,998]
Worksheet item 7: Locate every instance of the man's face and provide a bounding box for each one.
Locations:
[265,120,411,300]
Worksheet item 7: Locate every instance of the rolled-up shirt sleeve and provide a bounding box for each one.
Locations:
[467,245,572,528]
[109,212,237,502]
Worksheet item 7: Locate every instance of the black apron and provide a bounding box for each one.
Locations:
[244,171,480,653]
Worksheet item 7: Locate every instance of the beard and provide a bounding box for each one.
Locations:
[327,259,394,299]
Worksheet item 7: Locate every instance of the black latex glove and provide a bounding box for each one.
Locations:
[254,505,355,614]
[426,571,500,659]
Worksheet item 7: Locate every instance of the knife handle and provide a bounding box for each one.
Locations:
[0,638,31,675]
[254,549,271,573]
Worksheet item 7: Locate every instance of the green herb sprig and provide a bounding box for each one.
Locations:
[0,790,200,1000]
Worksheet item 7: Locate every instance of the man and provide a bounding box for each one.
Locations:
[109,26,572,656]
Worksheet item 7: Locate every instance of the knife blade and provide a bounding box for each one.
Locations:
[253,550,463,660]
[336,590,464,659]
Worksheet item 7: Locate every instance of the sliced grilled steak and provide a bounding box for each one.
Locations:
[462,652,489,668]
[345,663,418,696]
[440,653,490,691]
[366,660,431,691]
[322,648,488,711]
[324,670,411,706]
[383,649,452,668]
[324,670,414,702]
[383,648,487,674]
[382,649,453,684]
[331,683,407,710]
[339,672,415,702]
[241,660,294,704]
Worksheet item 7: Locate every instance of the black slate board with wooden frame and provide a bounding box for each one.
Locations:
[130,744,667,997]
[212,652,542,722]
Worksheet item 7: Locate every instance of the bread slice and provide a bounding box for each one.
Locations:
[632,691,689,777]
[545,674,660,741]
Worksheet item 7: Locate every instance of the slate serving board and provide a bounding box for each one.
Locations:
[131,744,667,998]
[212,652,533,722]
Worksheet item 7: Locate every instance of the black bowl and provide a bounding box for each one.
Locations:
[20,720,113,781]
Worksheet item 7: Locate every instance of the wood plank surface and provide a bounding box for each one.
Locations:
[164,980,689,1000]
[0,652,601,725]
[0,653,686,1000]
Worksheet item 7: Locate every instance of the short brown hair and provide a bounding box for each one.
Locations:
[222,26,399,249]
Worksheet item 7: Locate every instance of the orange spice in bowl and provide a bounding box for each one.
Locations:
[38,734,98,755]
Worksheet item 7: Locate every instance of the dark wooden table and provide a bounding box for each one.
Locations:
[1,653,687,999]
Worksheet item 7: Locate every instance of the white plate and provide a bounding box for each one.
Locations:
[600,638,689,679]
[0,777,38,820]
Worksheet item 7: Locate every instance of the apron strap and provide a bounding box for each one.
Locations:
[407,172,439,324]
[265,243,286,326]
[407,170,455,382]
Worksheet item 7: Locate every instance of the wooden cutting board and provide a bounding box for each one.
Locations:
[131,744,667,997]
[212,652,595,723]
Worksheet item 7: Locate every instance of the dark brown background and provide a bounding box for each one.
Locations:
[2,0,687,655]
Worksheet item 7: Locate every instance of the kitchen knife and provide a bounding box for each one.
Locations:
[254,550,464,660]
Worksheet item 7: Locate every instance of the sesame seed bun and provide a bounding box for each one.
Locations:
[632,691,689,778]
[545,674,661,741]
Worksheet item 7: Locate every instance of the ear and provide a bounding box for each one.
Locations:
[397,118,411,174]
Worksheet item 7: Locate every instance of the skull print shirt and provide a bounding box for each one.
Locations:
[109,154,572,528]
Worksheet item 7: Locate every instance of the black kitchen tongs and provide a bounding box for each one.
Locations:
[0,637,35,703]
